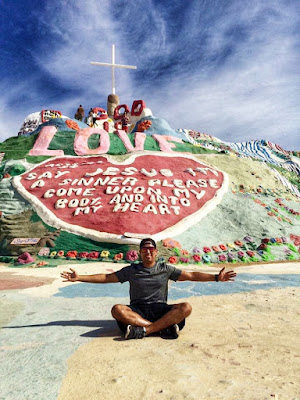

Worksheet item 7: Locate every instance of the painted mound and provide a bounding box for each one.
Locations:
[0,100,299,267]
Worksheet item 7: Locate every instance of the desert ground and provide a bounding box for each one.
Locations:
[0,262,299,400]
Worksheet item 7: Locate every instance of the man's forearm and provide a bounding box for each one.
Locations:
[190,272,217,282]
[76,274,109,283]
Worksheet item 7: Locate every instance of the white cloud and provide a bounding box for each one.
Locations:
[138,1,300,149]
[0,0,299,150]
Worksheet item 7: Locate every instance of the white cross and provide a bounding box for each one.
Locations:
[90,44,137,95]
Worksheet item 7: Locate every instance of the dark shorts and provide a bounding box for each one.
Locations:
[116,302,186,333]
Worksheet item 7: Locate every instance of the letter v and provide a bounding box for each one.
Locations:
[116,130,146,152]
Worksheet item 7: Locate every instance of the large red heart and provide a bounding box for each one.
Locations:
[13,152,228,243]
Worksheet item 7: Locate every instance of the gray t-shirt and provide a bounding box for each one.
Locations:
[115,261,182,306]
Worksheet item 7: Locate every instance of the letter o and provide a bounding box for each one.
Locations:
[131,100,146,116]
[180,198,190,207]
[133,186,145,194]
[57,188,67,197]
[114,104,130,120]
[68,199,79,208]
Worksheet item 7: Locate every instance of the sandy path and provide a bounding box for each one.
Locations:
[1,262,299,399]
[58,287,300,400]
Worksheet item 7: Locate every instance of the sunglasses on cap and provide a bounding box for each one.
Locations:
[140,247,156,253]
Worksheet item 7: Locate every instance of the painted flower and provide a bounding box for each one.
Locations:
[125,250,139,262]
[192,247,202,254]
[202,254,211,263]
[65,119,80,130]
[168,256,178,264]
[162,238,182,249]
[78,252,89,258]
[17,252,34,264]
[275,238,283,244]
[36,261,48,267]
[57,250,64,257]
[87,251,99,259]
[268,212,275,216]
[273,208,279,213]
[281,237,288,243]
[246,250,255,257]
[237,251,245,259]
[180,257,189,264]
[218,254,226,262]
[66,250,78,258]
[277,217,282,221]
[262,238,270,244]
[193,254,201,263]
[270,238,276,243]
[212,246,221,253]
[227,253,235,261]
[227,243,236,249]
[243,236,254,243]
[234,240,244,247]
[259,243,267,250]
[137,119,152,132]
[50,251,57,257]
[254,199,262,204]
[219,244,227,251]
[38,248,50,256]
[101,250,110,258]
[181,249,189,256]
[203,247,211,253]
[114,253,123,261]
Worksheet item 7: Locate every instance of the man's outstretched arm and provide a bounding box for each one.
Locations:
[61,268,119,283]
[178,267,236,282]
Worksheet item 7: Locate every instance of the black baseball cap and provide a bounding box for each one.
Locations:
[140,238,156,249]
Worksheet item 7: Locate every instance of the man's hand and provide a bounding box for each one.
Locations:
[61,268,78,282]
[218,267,236,282]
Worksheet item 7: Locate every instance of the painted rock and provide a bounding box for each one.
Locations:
[13,152,228,243]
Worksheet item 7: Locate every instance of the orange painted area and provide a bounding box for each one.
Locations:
[0,273,54,290]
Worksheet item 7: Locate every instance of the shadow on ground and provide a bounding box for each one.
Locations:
[2,319,119,337]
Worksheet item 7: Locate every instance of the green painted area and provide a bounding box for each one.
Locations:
[268,163,300,191]
[49,230,130,256]
[0,130,218,164]
[30,212,131,258]
[172,141,216,154]
[0,135,37,161]
[47,130,76,156]
[26,155,51,164]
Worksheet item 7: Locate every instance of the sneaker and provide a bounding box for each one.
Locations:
[160,324,179,340]
[125,325,146,340]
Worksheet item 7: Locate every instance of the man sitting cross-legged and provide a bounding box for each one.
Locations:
[61,238,236,340]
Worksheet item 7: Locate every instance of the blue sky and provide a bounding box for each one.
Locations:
[1,0,299,150]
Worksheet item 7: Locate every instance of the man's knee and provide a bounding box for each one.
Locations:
[177,302,192,317]
[111,304,126,319]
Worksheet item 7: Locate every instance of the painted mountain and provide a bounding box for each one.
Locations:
[0,100,299,266]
